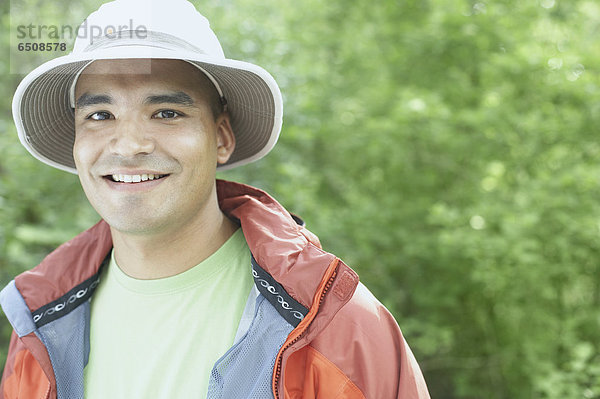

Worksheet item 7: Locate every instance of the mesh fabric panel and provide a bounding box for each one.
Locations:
[37,302,89,399]
[207,295,294,398]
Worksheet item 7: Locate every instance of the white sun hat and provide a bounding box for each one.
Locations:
[12,0,283,173]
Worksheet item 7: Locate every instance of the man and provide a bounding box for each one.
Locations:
[1,0,430,398]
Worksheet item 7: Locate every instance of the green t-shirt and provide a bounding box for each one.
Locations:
[83,228,253,398]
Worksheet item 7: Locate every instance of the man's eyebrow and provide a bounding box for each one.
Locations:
[144,92,194,106]
[76,93,113,108]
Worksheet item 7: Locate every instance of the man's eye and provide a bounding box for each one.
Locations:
[86,111,113,121]
[153,110,182,119]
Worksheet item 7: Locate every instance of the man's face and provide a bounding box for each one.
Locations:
[73,59,235,236]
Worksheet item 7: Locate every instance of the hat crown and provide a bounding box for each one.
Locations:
[72,0,225,58]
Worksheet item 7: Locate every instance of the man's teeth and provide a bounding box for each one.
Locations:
[111,174,165,183]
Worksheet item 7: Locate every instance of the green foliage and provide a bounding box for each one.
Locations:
[1,0,599,397]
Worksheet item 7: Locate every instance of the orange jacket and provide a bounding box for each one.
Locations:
[0,180,430,398]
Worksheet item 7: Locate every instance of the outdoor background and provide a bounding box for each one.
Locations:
[1,0,599,397]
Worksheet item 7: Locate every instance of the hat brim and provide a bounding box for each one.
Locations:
[13,46,283,173]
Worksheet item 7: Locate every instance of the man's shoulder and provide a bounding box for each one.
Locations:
[324,281,404,343]
[303,279,430,398]
[11,220,112,312]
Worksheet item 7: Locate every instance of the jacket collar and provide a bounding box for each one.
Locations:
[15,180,336,314]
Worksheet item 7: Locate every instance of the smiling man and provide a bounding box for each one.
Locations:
[0,0,430,398]
[73,59,238,282]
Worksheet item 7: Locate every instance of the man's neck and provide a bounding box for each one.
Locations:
[109,204,238,280]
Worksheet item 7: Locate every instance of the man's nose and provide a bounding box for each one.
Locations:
[108,118,155,157]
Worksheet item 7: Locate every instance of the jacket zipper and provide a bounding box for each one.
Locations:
[272,259,339,399]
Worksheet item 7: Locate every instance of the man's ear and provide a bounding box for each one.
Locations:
[215,114,236,165]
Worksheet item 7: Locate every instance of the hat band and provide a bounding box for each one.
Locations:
[69,30,226,108]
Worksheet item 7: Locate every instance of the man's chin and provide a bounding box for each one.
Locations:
[102,212,172,237]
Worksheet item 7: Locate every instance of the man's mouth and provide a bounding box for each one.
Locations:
[106,173,169,183]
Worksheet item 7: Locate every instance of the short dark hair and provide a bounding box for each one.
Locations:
[191,66,226,120]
